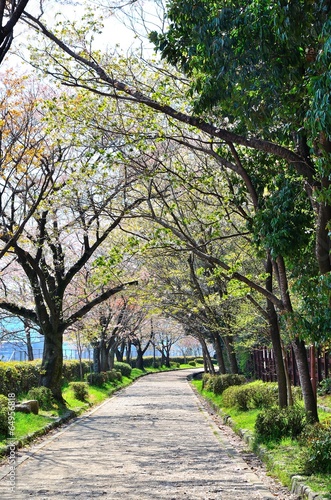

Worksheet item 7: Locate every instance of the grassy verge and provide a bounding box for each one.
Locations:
[0,364,200,458]
[191,379,331,500]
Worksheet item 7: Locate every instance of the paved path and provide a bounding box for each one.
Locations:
[0,370,296,499]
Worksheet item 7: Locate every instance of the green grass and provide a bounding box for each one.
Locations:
[12,412,55,439]
[192,379,331,499]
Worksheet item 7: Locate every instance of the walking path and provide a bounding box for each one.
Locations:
[0,370,297,499]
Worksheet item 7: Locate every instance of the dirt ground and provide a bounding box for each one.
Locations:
[0,370,299,499]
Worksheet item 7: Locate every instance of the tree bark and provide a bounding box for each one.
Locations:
[136,349,144,370]
[223,334,238,374]
[200,336,215,374]
[274,255,319,421]
[213,333,226,374]
[40,330,64,403]
[292,337,319,423]
[265,255,288,408]
[24,320,34,361]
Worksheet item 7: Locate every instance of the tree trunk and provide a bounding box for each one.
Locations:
[165,348,171,368]
[93,345,100,373]
[274,255,319,422]
[40,330,64,403]
[100,340,109,372]
[109,348,115,370]
[136,349,144,370]
[200,336,215,374]
[267,305,288,408]
[265,255,288,408]
[292,337,319,423]
[223,334,238,374]
[213,333,226,374]
[126,340,132,365]
[24,320,34,361]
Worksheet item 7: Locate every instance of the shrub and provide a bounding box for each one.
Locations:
[222,385,242,408]
[202,373,213,391]
[87,372,108,387]
[212,374,246,395]
[69,382,89,401]
[27,386,54,410]
[170,361,180,368]
[222,380,278,410]
[194,358,204,365]
[317,378,331,396]
[62,360,93,383]
[301,421,331,474]
[0,395,9,436]
[188,361,196,367]
[113,362,132,378]
[106,370,122,383]
[248,381,278,408]
[255,405,307,442]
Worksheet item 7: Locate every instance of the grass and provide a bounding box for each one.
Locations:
[192,379,331,500]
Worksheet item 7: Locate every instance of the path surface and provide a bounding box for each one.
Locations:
[0,370,297,499]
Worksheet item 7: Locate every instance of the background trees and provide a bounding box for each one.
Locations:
[0,77,145,400]
[0,1,328,421]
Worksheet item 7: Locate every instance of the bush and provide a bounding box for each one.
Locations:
[62,360,93,384]
[0,395,9,436]
[212,374,246,395]
[113,362,132,378]
[170,361,180,368]
[194,358,204,365]
[317,378,331,396]
[87,372,108,387]
[248,381,279,408]
[255,405,307,442]
[0,361,40,396]
[27,386,55,410]
[188,361,196,367]
[301,420,331,474]
[202,373,213,391]
[106,370,122,383]
[69,382,89,401]
[222,380,278,410]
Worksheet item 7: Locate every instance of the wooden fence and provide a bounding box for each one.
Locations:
[252,346,330,386]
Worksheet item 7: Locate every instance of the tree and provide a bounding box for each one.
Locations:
[19,6,323,419]
[0,0,31,64]
[0,81,144,401]
[152,316,182,367]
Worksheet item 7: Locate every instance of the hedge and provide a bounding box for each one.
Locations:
[0,360,93,396]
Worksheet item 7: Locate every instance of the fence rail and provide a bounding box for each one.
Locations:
[252,346,330,386]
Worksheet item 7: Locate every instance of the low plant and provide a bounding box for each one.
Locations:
[86,372,108,387]
[202,373,213,391]
[300,420,331,474]
[170,361,180,368]
[255,405,307,442]
[188,360,196,366]
[113,362,132,378]
[26,386,55,410]
[106,370,122,383]
[212,374,246,396]
[0,395,9,436]
[69,382,89,402]
[317,378,331,396]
